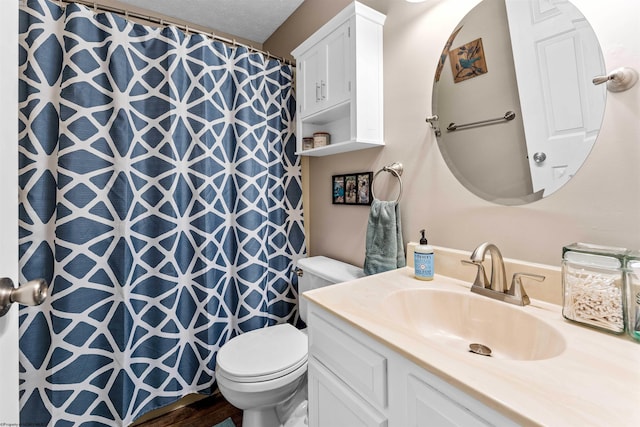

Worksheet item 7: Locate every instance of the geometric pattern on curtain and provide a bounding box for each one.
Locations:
[18,0,305,425]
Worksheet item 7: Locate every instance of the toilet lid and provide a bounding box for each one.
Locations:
[217,323,308,382]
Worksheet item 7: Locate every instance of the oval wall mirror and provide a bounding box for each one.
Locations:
[432,0,606,205]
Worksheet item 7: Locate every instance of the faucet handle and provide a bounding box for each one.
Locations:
[508,272,545,306]
[461,260,490,289]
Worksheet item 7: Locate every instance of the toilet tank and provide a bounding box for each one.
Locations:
[296,256,365,323]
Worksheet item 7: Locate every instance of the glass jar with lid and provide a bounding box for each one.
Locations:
[562,243,626,334]
[312,132,330,147]
[624,251,640,342]
[302,137,314,150]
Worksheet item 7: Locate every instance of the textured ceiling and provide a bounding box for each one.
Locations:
[116,0,305,43]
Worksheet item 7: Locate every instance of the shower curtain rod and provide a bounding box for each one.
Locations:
[51,0,295,66]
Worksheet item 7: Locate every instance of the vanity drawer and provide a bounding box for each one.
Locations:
[308,311,387,408]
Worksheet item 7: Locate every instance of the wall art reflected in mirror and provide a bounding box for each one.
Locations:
[432,0,606,205]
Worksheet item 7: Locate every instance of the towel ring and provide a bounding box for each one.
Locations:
[371,162,403,203]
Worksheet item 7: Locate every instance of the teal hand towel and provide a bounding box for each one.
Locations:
[364,199,406,275]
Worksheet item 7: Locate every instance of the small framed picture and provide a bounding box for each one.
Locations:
[357,173,372,205]
[332,172,372,206]
[345,175,357,204]
[332,175,345,204]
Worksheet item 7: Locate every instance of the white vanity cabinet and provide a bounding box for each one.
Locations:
[307,303,519,427]
[291,2,385,156]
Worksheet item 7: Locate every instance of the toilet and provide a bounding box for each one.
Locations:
[215,256,365,427]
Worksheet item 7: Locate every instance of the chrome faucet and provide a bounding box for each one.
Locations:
[462,242,545,306]
[470,242,507,292]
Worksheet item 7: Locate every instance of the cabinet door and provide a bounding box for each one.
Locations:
[406,375,491,427]
[298,47,322,118]
[297,21,350,119]
[323,21,350,109]
[309,312,387,408]
[309,359,387,427]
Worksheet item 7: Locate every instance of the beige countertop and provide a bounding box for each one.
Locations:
[304,266,640,427]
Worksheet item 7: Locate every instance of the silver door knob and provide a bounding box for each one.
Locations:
[0,277,48,317]
[533,152,547,163]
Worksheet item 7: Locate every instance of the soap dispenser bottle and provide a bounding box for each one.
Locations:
[414,229,434,281]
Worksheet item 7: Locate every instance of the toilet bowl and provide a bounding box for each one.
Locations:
[215,323,308,427]
[215,256,364,427]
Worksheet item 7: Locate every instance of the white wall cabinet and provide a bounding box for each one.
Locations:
[307,303,519,427]
[298,21,350,119]
[292,2,385,156]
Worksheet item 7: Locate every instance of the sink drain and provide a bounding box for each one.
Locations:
[469,343,492,356]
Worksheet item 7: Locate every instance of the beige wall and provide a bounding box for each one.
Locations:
[265,0,640,270]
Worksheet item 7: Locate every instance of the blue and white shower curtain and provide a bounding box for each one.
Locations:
[18,0,305,425]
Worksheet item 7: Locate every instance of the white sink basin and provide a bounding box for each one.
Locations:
[384,288,566,361]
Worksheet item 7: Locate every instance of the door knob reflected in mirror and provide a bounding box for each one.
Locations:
[533,152,547,164]
[0,277,48,317]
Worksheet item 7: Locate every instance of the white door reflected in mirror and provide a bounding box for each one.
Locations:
[505,0,605,198]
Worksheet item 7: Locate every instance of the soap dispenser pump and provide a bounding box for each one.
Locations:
[414,229,434,281]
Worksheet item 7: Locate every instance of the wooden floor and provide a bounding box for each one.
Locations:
[134,390,243,427]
